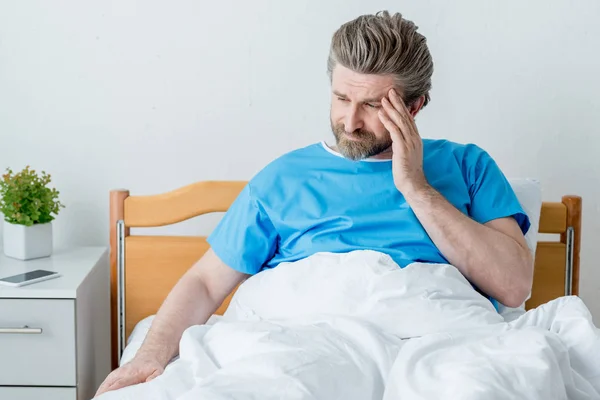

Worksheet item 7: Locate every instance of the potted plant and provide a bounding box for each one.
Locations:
[0,166,65,260]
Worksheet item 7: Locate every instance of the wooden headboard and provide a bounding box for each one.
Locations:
[108,182,582,369]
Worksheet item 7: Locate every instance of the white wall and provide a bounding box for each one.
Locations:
[1,1,599,316]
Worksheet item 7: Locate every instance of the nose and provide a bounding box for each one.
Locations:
[344,106,363,133]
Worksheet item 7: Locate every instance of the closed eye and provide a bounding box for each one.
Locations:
[365,103,381,109]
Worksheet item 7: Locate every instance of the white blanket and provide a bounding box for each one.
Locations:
[97,250,600,399]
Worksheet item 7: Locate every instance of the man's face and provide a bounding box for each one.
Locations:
[330,65,398,160]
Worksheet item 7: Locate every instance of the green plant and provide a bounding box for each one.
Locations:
[0,166,65,226]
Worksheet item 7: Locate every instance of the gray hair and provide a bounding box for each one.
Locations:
[327,10,434,107]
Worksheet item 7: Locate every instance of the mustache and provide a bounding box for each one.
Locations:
[333,124,376,139]
[330,122,393,160]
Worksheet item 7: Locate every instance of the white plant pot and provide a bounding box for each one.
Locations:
[3,221,53,260]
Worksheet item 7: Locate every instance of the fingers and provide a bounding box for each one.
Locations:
[94,374,118,397]
[382,89,421,149]
[94,362,164,398]
[387,90,412,126]
[97,377,134,398]
[388,89,411,118]
[378,109,404,145]
[95,378,128,397]
[94,372,144,397]
[145,368,163,382]
[388,89,419,132]
[381,97,409,142]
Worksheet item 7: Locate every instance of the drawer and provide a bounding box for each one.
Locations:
[0,299,76,386]
[0,387,76,400]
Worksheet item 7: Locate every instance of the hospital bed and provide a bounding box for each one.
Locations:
[107,180,582,371]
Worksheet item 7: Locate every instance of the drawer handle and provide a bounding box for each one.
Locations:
[0,325,43,334]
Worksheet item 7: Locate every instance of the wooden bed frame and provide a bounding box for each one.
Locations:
[108,182,582,369]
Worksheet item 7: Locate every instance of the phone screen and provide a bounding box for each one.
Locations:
[0,269,58,284]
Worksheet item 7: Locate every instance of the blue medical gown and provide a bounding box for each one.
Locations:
[207,140,530,307]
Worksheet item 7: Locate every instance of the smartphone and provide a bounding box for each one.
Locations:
[0,269,61,287]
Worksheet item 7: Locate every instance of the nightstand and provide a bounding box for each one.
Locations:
[0,246,111,400]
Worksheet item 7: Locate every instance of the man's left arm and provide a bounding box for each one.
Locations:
[401,185,533,308]
[379,89,533,308]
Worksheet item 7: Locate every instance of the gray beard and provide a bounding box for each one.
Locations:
[331,123,392,160]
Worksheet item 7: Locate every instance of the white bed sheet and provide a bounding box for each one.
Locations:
[102,250,599,400]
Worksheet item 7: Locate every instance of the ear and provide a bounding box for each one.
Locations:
[408,96,426,117]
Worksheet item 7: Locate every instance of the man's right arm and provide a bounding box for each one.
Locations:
[94,249,247,397]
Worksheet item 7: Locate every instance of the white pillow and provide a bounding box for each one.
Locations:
[498,178,542,320]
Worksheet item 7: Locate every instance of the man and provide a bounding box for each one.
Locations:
[95,10,533,396]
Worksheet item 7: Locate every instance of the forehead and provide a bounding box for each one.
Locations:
[331,65,397,99]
